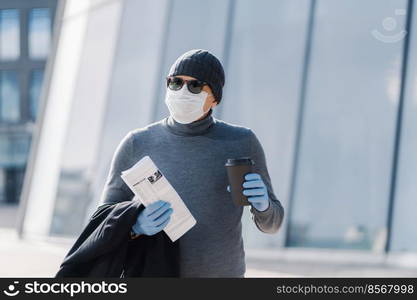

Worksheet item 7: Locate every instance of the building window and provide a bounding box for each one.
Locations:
[0,133,30,204]
[0,9,20,61]
[0,71,20,123]
[28,8,52,60]
[29,69,44,120]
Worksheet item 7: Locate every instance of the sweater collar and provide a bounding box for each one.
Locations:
[164,108,216,136]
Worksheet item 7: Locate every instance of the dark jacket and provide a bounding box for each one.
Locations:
[55,200,180,277]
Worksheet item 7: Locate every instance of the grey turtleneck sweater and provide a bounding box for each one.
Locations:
[99,109,284,277]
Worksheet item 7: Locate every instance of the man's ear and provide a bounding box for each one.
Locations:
[211,94,219,107]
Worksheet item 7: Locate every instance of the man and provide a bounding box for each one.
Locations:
[100,49,284,277]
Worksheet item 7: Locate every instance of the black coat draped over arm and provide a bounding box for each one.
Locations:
[55,200,180,278]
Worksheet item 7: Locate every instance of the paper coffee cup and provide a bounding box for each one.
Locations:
[225,157,255,206]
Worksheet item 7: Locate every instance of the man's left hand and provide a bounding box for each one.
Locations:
[242,173,270,212]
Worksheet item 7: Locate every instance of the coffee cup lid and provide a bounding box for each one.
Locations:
[225,157,254,166]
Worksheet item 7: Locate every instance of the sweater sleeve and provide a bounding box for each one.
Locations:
[98,131,135,205]
[247,129,284,234]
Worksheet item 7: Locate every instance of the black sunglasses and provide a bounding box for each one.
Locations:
[166,76,208,94]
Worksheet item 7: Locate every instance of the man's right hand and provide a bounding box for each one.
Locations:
[132,200,173,236]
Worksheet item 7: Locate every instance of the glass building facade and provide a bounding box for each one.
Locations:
[0,0,57,204]
[17,0,417,264]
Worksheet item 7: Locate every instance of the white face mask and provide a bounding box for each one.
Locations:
[164,83,209,124]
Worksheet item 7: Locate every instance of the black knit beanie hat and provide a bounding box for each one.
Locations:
[168,49,225,104]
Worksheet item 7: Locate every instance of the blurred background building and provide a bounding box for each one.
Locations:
[1,0,417,276]
[0,0,56,205]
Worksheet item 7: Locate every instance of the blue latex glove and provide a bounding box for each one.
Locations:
[132,200,173,236]
[226,173,270,212]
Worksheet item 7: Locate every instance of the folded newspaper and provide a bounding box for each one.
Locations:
[120,155,196,242]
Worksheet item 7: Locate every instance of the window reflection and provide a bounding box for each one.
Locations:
[0,9,20,61]
[0,71,20,123]
[29,8,51,60]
